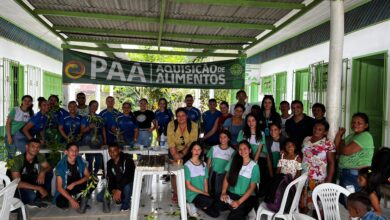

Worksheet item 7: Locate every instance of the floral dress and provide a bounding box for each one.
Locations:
[300,136,336,215]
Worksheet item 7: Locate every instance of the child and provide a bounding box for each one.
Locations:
[358,167,382,215]
[207,130,235,199]
[347,192,387,220]
[276,139,302,179]
[266,123,286,177]
[300,120,336,215]
[185,141,219,218]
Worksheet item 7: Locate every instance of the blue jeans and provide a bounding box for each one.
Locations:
[16,171,53,204]
[339,168,360,206]
[137,130,152,147]
[97,183,133,209]
[6,131,28,158]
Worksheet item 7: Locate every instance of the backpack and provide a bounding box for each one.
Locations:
[371,147,390,185]
[264,173,295,212]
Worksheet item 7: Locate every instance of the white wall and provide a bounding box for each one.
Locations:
[0,38,62,74]
[253,20,390,146]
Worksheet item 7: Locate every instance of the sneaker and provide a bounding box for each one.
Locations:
[27,201,48,208]
[186,203,198,217]
[120,204,130,212]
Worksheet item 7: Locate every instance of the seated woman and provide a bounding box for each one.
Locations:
[185,141,219,218]
[220,140,260,220]
[54,143,93,210]
[22,98,49,144]
[167,107,198,203]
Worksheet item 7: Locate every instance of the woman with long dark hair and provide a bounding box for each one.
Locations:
[258,95,281,137]
[207,130,235,199]
[184,141,219,218]
[22,98,49,146]
[237,113,265,162]
[6,95,34,157]
[222,103,245,148]
[155,98,174,147]
[220,140,260,219]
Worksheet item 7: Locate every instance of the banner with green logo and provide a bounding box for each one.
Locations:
[63,49,245,89]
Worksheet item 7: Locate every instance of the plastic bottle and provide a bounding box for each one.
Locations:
[160,134,166,148]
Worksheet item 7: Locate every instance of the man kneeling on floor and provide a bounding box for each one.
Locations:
[98,143,135,211]
[54,142,94,210]
[9,138,52,208]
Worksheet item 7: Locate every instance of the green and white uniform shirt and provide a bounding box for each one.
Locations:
[207,145,235,174]
[237,131,266,157]
[8,107,31,135]
[184,160,208,203]
[226,160,260,196]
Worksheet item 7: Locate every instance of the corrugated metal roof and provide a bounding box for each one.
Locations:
[26,0,306,51]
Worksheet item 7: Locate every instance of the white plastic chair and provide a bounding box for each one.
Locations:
[256,173,308,220]
[0,178,20,220]
[0,174,27,220]
[312,183,351,220]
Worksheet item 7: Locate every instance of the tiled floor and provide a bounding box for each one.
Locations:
[9,176,390,220]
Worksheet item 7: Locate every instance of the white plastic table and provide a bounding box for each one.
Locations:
[130,164,187,220]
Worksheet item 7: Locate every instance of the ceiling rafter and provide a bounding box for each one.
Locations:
[53,25,256,42]
[66,37,244,50]
[62,44,245,58]
[34,9,274,30]
[171,0,305,10]
[157,0,167,51]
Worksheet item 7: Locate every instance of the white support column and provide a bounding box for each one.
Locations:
[96,84,101,112]
[326,0,344,140]
[209,89,215,99]
[62,83,71,107]
[109,85,114,96]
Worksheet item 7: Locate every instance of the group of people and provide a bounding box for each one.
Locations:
[3,89,386,219]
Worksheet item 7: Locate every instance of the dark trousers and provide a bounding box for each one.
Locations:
[16,171,53,204]
[219,192,257,220]
[97,183,133,208]
[86,154,103,175]
[56,183,87,209]
[258,157,270,197]
[209,171,225,199]
[193,194,214,210]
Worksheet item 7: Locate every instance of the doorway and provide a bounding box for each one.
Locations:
[351,52,387,149]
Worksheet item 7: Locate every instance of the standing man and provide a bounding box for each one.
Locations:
[202,99,221,147]
[229,90,252,118]
[10,138,51,208]
[285,100,315,152]
[100,96,121,145]
[185,94,201,124]
[97,144,135,211]
[76,92,89,117]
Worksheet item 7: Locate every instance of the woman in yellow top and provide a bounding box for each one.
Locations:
[167,107,198,203]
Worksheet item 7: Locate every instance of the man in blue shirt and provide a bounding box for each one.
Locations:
[99,96,120,145]
[59,101,83,144]
[185,94,201,124]
[113,102,139,147]
[202,99,221,147]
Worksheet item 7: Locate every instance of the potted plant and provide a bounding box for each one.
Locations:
[102,180,111,213]
[87,115,104,148]
[78,175,99,213]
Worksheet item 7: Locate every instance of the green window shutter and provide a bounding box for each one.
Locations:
[250,83,259,104]
[275,72,287,112]
[294,68,310,114]
[18,65,25,104]
[261,76,273,95]
[43,71,62,102]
